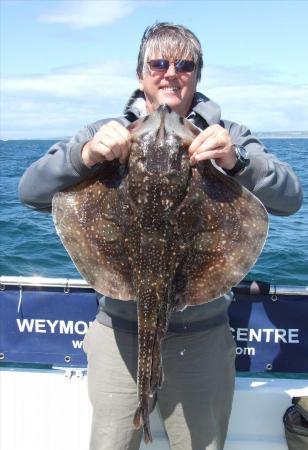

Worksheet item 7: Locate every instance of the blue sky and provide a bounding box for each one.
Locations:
[1,0,307,139]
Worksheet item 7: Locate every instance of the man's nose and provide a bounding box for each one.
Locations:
[164,62,177,78]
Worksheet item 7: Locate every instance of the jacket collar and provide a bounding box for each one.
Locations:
[123,89,221,126]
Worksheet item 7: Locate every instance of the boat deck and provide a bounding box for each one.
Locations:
[1,368,308,449]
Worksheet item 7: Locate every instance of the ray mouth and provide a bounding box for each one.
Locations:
[144,161,173,174]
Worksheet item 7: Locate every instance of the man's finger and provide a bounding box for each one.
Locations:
[190,147,224,164]
[188,128,217,154]
[105,122,131,162]
[96,142,118,161]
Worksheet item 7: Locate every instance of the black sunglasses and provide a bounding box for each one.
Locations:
[147,59,196,73]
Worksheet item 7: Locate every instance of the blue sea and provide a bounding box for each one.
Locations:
[0,139,307,286]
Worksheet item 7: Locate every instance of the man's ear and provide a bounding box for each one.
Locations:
[138,78,144,91]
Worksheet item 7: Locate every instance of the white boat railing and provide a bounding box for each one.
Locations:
[0,275,89,289]
[0,275,308,296]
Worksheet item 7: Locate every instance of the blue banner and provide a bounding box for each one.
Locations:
[228,293,308,373]
[0,285,97,367]
[0,283,308,372]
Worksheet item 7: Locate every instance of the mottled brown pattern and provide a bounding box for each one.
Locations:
[52,105,268,442]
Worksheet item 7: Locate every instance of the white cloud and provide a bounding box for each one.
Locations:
[1,61,138,139]
[40,0,135,29]
[1,62,307,139]
[200,65,308,132]
[3,62,137,98]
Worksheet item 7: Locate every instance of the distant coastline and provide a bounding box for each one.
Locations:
[254,131,308,139]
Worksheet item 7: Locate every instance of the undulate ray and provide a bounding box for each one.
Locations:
[52,104,268,442]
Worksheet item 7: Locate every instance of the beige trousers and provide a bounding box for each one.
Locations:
[83,319,236,450]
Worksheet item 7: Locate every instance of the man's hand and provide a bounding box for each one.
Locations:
[82,121,131,167]
[188,124,236,170]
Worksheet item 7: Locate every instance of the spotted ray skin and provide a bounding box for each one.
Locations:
[52,105,268,442]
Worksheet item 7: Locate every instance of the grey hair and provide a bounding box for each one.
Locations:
[137,22,203,82]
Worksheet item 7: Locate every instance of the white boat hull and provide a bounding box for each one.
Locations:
[1,369,307,449]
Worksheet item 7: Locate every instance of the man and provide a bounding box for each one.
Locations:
[19,23,302,450]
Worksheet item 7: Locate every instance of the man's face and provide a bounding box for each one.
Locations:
[139,53,198,117]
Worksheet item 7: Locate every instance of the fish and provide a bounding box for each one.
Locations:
[52,104,268,442]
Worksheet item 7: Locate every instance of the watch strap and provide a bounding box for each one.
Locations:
[225,145,250,175]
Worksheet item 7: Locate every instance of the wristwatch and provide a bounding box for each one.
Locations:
[225,145,250,175]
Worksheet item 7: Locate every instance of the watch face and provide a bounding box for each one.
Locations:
[226,145,250,175]
[236,145,249,164]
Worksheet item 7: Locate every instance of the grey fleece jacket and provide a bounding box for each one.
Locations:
[19,90,303,330]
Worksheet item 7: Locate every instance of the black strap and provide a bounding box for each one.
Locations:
[98,310,227,335]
